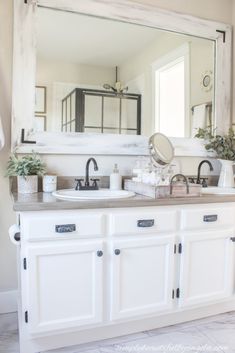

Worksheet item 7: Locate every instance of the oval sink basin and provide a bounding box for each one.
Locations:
[52,188,135,201]
[201,187,235,195]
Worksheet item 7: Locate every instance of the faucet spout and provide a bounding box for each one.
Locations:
[85,158,99,187]
[196,160,214,185]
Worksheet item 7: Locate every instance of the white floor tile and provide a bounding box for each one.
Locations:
[0,330,19,353]
[0,312,235,353]
[0,313,18,333]
[197,321,235,352]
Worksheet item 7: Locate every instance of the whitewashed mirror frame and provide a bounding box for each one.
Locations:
[12,0,232,156]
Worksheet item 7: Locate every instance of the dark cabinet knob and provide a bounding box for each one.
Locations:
[97,250,103,257]
[114,249,121,255]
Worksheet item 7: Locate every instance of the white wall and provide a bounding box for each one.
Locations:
[0,0,233,309]
[119,32,214,136]
[36,58,115,131]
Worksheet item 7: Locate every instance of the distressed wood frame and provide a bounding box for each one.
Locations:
[12,0,232,155]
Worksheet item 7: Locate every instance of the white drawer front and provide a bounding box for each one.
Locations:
[181,206,235,230]
[110,209,178,235]
[21,211,106,240]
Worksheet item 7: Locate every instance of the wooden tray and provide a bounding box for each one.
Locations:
[124,179,202,199]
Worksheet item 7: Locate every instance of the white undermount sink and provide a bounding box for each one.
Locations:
[201,186,235,195]
[52,188,135,201]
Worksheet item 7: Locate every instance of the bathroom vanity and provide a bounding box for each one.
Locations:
[11,194,235,353]
[10,0,235,352]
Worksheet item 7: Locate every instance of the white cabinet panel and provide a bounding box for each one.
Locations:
[110,234,175,320]
[21,210,106,240]
[181,205,235,231]
[179,229,234,308]
[24,240,104,334]
[110,209,178,235]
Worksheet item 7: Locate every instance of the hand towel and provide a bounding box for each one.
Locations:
[191,103,207,137]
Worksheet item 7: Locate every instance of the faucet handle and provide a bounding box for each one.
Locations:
[188,177,196,184]
[201,178,208,188]
[75,178,84,190]
[90,178,100,188]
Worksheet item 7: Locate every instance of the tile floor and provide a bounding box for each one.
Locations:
[0,311,235,353]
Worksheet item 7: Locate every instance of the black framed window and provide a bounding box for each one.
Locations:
[62,88,141,134]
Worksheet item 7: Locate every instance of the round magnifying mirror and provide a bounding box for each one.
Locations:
[149,133,174,167]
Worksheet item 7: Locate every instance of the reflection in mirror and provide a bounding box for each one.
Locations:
[35,7,215,138]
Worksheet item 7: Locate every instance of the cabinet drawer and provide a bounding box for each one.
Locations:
[21,211,106,240]
[181,206,235,230]
[109,209,178,235]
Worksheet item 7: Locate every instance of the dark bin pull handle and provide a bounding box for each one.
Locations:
[203,215,218,222]
[137,219,154,228]
[55,224,76,233]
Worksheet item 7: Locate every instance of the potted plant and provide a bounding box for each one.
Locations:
[196,127,235,187]
[6,153,46,194]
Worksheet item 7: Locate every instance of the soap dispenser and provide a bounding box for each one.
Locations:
[110,164,122,190]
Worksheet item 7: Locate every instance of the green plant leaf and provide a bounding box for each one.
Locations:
[196,127,235,161]
[6,153,46,177]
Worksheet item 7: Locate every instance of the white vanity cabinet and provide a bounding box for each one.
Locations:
[16,203,235,353]
[22,240,104,334]
[178,229,234,308]
[110,234,175,320]
[178,205,235,308]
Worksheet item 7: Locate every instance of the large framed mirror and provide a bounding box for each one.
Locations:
[12,0,232,155]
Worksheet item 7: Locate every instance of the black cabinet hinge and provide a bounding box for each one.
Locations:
[178,243,182,254]
[176,288,180,298]
[216,29,226,43]
[230,237,235,242]
[23,258,27,270]
[25,311,28,323]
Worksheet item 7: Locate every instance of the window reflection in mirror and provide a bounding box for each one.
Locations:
[35,7,215,138]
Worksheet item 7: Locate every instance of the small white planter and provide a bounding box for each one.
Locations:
[17,175,38,194]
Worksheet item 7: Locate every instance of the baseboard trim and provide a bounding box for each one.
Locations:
[0,290,18,314]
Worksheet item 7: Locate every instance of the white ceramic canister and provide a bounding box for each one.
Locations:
[43,175,57,193]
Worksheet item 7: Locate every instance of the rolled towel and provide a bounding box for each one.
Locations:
[9,224,21,245]
[191,104,207,137]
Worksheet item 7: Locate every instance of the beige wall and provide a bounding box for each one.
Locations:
[132,0,233,23]
[0,0,234,295]
[0,0,17,292]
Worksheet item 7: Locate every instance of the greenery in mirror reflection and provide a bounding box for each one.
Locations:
[196,127,235,161]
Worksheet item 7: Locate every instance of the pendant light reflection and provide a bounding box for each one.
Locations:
[103,66,128,96]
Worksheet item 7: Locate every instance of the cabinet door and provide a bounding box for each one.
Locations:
[24,240,104,334]
[110,235,175,320]
[179,230,234,308]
